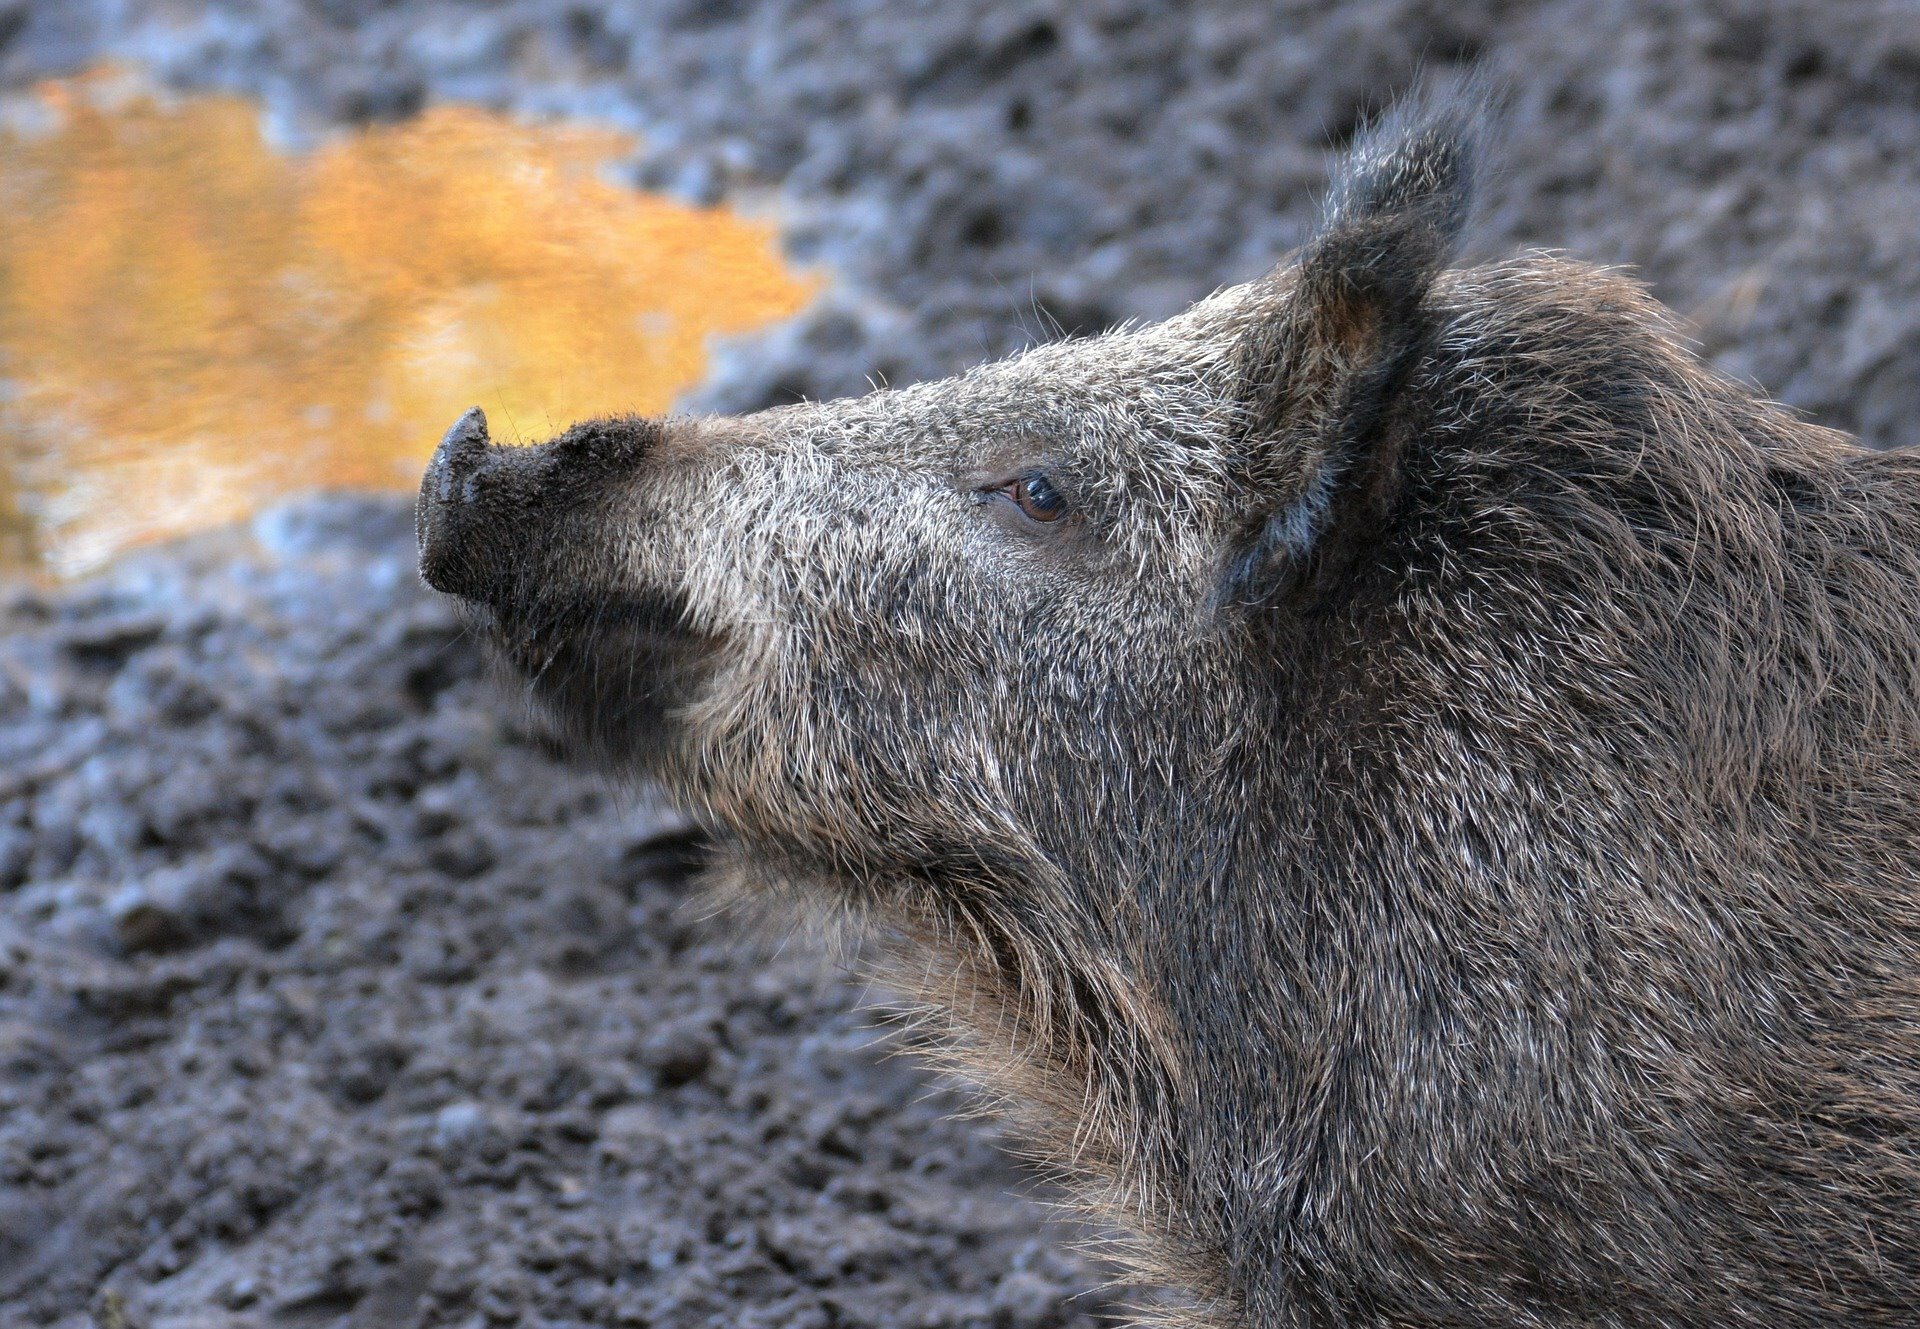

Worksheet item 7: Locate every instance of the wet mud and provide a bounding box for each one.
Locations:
[3,2,1919,1325]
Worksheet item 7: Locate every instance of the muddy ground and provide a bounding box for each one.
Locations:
[3,2,1920,1326]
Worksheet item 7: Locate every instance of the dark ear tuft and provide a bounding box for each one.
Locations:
[1320,86,1481,251]
[1225,80,1489,610]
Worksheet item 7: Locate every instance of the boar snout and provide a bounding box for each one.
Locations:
[417,407,495,598]
[416,406,659,602]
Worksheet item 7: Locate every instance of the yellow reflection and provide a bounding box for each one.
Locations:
[0,67,818,575]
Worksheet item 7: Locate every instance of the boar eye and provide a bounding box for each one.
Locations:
[1002,473,1068,523]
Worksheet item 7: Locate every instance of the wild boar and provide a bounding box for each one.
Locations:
[416,90,1920,1328]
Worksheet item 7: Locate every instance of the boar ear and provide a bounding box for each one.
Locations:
[1224,84,1483,609]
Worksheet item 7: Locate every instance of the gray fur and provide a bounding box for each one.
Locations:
[418,93,1920,1328]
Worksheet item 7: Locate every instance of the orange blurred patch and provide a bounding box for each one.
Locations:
[0,67,819,575]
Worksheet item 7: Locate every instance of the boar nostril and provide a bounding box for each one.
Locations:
[417,406,494,597]
[435,407,490,492]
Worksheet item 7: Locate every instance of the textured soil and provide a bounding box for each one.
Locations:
[2,2,1920,1326]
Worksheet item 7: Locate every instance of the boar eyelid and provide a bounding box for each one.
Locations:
[975,471,1070,526]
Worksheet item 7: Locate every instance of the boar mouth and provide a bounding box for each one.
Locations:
[481,587,718,769]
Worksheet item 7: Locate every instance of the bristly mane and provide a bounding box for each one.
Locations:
[429,77,1920,1328]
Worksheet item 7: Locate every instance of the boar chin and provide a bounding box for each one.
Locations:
[480,586,715,772]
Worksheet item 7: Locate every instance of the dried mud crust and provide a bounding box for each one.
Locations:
[6,1,1920,446]
[0,498,1132,1328]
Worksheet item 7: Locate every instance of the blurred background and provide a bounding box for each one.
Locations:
[3,0,1920,576]
[1,2,1918,1326]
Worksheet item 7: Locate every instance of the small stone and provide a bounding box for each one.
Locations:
[427,828,495,879]
[107,881,190,954]
[640,1024,713,1088]
[107,847,269,954]
[222,1275,260,1309]
[433,1101,489,1151]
